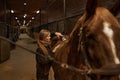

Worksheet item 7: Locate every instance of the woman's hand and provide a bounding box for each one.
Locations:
[55,32,63,39]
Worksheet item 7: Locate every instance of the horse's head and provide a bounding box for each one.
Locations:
[69,7,120,69]
[53,0,120,80]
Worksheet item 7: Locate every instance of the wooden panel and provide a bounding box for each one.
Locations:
[0,39,10,63]
[0,23,7,37]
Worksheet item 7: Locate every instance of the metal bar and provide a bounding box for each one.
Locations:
[63,0,66,34]
[0,36,36,54]
[4,0,7,23]
[46,0,48,23]
[0,36,120,75]
[37,11,83,28]
[63,0,66,17]
[40,9,41,25]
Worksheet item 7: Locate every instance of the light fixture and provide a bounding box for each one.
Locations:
[17,20,19,23]
[23,20,26,25]
[15,17,18,19]
[23,14,27,18]
[32,17,35,19]
[24,2,27,6]
[29,20,32,22]
[26,23,29,26]
[36,10,40,14]
[11,10,14,13]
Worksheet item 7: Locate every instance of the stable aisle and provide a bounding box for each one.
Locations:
[0,34,37,80]
[0,33,55,80]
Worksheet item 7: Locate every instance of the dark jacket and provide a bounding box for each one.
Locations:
[36,45,54,75]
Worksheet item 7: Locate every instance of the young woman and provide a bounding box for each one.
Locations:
[36,29,63,80]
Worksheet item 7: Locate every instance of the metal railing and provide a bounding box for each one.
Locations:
[0,36,120,76]
[33,12,84,34]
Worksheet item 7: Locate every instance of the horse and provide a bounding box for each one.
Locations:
[51,35,68,49]
[52,0,120,80]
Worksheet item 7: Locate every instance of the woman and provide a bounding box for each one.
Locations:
[36,29,62,80]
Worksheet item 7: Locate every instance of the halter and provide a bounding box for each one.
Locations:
[78,27,92,70]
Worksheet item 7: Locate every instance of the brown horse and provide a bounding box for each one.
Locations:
[52,1,120,80]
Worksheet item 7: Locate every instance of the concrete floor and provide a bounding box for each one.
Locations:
[0,33,54,80]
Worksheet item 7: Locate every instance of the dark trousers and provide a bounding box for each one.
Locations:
[37,73,49,80]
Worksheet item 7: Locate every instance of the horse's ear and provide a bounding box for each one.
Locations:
[86,0,98,17]
[110,0,120,16]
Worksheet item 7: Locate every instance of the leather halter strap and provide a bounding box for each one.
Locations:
[78,27,91,69]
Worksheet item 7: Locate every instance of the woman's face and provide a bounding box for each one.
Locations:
[44,33,51,42]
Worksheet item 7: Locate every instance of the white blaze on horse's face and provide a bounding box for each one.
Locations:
[103,22,120,64]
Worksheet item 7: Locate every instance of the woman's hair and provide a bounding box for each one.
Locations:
[39,29,50,40]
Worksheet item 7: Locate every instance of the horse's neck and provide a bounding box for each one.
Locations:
[67,15,89,66]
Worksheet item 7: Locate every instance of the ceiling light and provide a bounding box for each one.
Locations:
[36,10,40,14]
[32,17,35,19]
[17,20,19,23]
[23,20,26,25]
[11,10,14,13]
[23,14,27,18]
[15,17,18,19]
[24,2,27,6]
[26,23,29,26]
[23,24,25,26]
